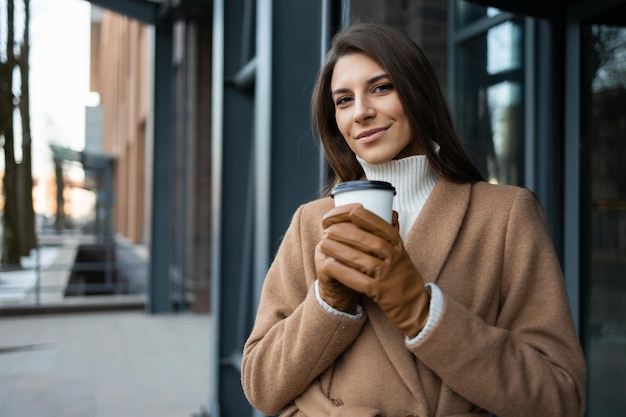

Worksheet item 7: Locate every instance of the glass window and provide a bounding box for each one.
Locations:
[454,19,525,185]
[487,21,522,73]
[456,0,500,29]
[583,23,626,417]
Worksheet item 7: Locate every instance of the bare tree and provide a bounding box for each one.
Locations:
[1,0,36,266]
[17,0,36,255]
[1,0,21,265]
[592,26,626,91]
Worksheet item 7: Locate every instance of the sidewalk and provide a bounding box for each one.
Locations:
[0,245,64,304]
[0,311,213,417]
[0,233,214,416]
[0,233,147,313]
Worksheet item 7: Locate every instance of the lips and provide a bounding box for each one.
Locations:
[355,127,388,143]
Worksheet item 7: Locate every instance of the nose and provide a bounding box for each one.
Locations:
[353,96,375,122]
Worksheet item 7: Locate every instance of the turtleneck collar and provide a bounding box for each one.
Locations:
[356,154,440,238]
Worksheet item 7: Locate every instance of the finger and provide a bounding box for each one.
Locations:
[314,243,332,280]
[322,203,363,228]
[323,222,390,259]
[391,210,399,228]
[347,206,399,242]
[318,237,382,275]
[322,259,376,297]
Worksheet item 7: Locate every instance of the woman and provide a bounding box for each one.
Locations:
[241,23,586,417]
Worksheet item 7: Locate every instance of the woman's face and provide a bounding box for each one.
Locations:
[330,53,420,164]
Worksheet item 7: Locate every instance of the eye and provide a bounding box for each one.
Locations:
[373,83,394,94]
[335,95,353,107]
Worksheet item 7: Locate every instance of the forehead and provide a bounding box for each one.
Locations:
[331,53,386,89]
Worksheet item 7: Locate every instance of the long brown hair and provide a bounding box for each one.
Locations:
[311,23,485,188]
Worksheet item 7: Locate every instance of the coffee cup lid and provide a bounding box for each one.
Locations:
[331,180,396,197]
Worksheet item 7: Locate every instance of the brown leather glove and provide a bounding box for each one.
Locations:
[318,204,430,338]
[314,206,362,314]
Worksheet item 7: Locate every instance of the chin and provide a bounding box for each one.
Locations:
[361,155,394,165]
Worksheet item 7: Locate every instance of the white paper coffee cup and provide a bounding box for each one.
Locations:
[331,180,396,224]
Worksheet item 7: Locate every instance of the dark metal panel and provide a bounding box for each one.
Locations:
[533,18,565,261]
[469,0,625,20]
[467,0,565,19]
[168,0,212,16]
[216,86,255,417]
[269,0,326,254]
[563,13,582,333]
[524,18,536,190]
[148,19,175,313]
[215,0,256,414]
[86,0,161,24]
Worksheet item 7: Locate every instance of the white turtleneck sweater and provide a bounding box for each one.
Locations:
[357,154,440,239]
[315,154,444,344]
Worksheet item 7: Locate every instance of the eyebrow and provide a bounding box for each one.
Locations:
[331,73,390,96]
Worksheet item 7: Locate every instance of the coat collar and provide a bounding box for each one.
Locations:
[404,179,471,284]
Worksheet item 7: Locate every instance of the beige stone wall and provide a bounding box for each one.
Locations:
[91,11,149,244]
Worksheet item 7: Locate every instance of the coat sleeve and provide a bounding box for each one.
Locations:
[410,188,587,417]
[241,203,366,416]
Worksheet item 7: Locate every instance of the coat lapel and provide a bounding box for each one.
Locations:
[365,298,430,416]
[404,179,471,284]
[365,179,472,413]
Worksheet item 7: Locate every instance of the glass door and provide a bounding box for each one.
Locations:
[580,7,626,416]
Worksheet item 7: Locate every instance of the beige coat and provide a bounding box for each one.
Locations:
[241,180,586,417]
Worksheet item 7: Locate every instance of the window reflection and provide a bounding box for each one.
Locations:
[487,82,523,185]
[591,26,626,92]
[585,24,626,417]
[487,21,522,74]
[455,19,524,185]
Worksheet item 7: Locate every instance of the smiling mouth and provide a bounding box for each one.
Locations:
[356,127,388,143]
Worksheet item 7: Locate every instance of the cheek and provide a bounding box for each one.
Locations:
[393,102,407,120]
[394,105,411,136]
[335,110,351,138]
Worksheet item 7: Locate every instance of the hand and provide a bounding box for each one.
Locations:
[314,206,362,314]
[318,204,430,338]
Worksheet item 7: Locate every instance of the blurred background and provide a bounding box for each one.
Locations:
[0,0,624,416]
